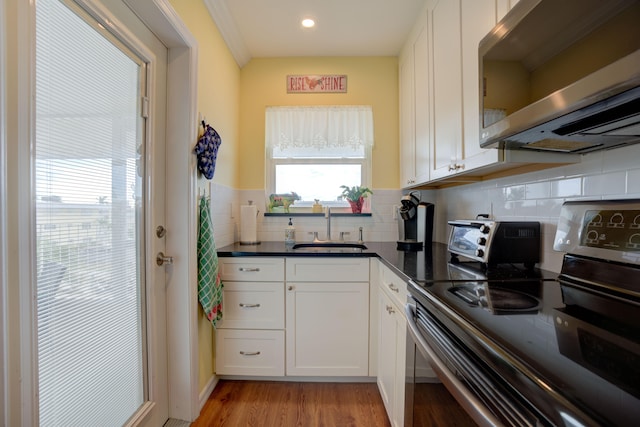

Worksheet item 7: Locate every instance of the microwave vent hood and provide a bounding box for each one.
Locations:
[479,0,640,153]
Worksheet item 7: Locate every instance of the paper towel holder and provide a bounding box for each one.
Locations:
[239,200,261,245]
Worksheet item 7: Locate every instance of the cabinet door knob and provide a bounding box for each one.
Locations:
[288,286,293,291]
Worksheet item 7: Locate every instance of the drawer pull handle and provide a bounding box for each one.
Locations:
[386,305,395,314]
[239,267,260,272]
[239,303,261,308]
[388,283,399,293]
[239,351,261,356]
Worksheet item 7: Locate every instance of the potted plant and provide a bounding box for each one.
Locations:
[339,185,373,213]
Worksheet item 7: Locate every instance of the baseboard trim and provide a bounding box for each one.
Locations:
[216,375,377,383]
[199,375,219,412]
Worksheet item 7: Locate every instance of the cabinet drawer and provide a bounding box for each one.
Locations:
[217,282,284,330]
[380,264,408,309]
[286,258,369,282]
[215,329,284,376]
[219,257,284,281]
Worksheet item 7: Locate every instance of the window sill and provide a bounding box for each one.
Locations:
[264,212,372,217]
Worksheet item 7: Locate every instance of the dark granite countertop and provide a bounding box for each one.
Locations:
[216,241,557,284]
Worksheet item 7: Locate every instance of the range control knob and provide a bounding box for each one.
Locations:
[475,249,485,258]
[479,224,491,234]
[477,237,487,246]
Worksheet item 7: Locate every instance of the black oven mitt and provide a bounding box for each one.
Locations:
[195,124,222,180]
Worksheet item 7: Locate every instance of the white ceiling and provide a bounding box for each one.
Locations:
[204,0,426,67]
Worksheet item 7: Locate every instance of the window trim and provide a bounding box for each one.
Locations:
[265,146,372,208]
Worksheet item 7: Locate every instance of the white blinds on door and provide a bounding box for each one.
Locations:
[35,0,144,425]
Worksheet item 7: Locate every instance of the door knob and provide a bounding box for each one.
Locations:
[156,252,174,266]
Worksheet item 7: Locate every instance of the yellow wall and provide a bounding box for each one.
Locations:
[239,57,399,190]
[169,0,240,189]
[167,5,401,394]
[168,0,240,391]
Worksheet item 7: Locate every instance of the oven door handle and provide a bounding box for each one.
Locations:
[405,302,502,427]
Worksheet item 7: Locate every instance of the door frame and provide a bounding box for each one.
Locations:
[124,0,201,421]
[8,0,200,423]
[1,0,7,424]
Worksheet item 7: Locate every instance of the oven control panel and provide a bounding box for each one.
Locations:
[581,209,640,251]
[554,200,640,264]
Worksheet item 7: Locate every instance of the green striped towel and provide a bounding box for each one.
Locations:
[198,196,223,327]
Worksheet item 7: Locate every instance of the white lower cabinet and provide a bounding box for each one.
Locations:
[377,263,408,427]
[217,282,284,330]
[285,258,370,376]
[216,256,371,378]
[286,281,370,376]
[215,329,285,376]
[215,257,285,376]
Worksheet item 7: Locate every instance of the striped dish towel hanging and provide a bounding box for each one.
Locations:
[197,196,223,326]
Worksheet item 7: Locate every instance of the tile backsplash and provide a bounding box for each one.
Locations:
[207,184,402,247]
[205,182,237,248]
[209,143,640,274]
[235,189,403,244]
[425,143,640,273]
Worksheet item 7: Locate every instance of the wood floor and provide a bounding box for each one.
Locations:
[413,383,477,427]
[191,380,392,427]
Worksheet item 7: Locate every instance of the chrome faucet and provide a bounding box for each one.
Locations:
[325,206,332,241]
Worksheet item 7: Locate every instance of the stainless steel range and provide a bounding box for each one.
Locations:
[405,200,640,427]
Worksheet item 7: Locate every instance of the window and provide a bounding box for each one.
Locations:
[35,0,145,424]
[265,105,374,208]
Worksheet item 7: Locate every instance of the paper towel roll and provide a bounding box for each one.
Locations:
[240,204,259,244]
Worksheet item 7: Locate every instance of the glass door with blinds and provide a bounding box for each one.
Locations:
[34,0,168,425]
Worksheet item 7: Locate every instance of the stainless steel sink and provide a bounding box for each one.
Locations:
[292,242,368,250]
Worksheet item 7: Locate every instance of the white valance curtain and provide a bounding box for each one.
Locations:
[265,105,374,158]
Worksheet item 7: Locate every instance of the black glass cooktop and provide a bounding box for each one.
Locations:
[408,276,640,426]
[392,243,558,284]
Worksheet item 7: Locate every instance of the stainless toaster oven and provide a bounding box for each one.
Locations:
[448,220,540,268]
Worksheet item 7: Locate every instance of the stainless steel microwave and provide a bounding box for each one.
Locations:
[479,0,640,153]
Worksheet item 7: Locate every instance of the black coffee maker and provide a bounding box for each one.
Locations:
[397,192,434,251]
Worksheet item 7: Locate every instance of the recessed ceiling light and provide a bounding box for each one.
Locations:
[301,18,315,28]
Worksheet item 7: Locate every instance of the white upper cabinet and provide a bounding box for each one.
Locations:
[401,0,577,188]
[496,0,521,22]
[430,0,464,180]
[399,5,430,188]
[430,0,502,180]
[399,49,416,187]
[459,0,502,173]
[413,21,431,186]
